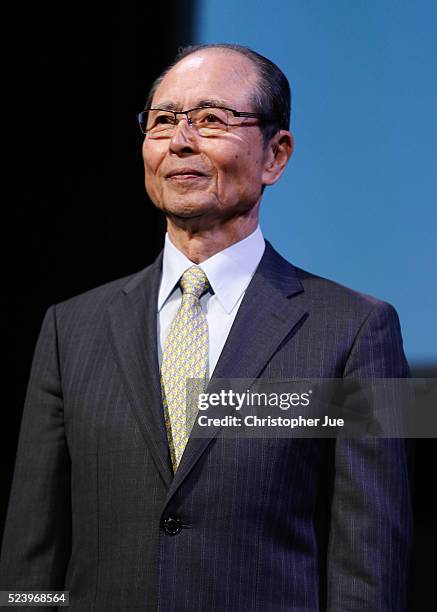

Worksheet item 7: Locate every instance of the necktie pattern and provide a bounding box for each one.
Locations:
[161,266,210,472]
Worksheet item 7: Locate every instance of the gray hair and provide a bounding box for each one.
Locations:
[144,43,291,144]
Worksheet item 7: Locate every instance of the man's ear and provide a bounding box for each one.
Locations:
[262,130,294,186]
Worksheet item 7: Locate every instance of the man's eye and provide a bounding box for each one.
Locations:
[204,114,221,123]
[196,110,226,125]
[155,114,173,125]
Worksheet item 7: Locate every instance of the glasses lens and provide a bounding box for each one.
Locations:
[142,110,175,135]
[191,107,230,135]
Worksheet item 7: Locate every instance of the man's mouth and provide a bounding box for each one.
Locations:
[166,169,208,180]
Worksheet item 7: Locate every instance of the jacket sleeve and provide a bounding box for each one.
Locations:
[326,302,413,611]
[0,305,71,593]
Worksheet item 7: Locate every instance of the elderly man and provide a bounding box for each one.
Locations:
[0,44,411,611]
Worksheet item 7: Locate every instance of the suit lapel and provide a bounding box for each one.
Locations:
[105,253,173,487]
[165,242,308,502]
[210,241,307,381]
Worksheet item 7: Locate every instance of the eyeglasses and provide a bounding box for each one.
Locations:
[137,106,273,138]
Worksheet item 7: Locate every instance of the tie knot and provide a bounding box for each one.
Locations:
[180,266,209,298]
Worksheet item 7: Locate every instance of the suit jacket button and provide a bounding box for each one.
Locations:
[163,516,182,535]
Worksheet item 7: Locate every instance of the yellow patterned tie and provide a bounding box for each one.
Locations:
[161,266,210,472]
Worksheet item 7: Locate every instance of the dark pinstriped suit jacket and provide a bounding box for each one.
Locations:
[0,241,412,611]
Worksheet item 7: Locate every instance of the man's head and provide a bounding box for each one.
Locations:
[141,44,293,233]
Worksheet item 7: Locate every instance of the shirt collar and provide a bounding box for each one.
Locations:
[158,226,265,314]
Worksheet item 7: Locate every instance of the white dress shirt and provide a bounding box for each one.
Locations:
[157,226,265,377]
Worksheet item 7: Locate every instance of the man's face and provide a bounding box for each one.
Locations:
[142,49,273,226]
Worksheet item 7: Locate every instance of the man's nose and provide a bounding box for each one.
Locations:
[169,118,198,155]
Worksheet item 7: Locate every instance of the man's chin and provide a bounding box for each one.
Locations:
[163,199,216,220]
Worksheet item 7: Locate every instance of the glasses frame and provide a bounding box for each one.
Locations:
[137,105,274,136]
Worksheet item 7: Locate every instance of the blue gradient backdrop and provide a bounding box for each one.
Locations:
[195,0,437,365]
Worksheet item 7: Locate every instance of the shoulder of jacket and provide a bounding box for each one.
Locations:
[292,264,396,318]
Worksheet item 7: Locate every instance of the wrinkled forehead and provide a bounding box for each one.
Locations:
[152,49,260,110]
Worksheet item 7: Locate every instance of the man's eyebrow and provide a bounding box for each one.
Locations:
[151,101,179,110]
[196,98,231,108]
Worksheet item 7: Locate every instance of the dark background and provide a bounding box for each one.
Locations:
[4,2,436,609]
